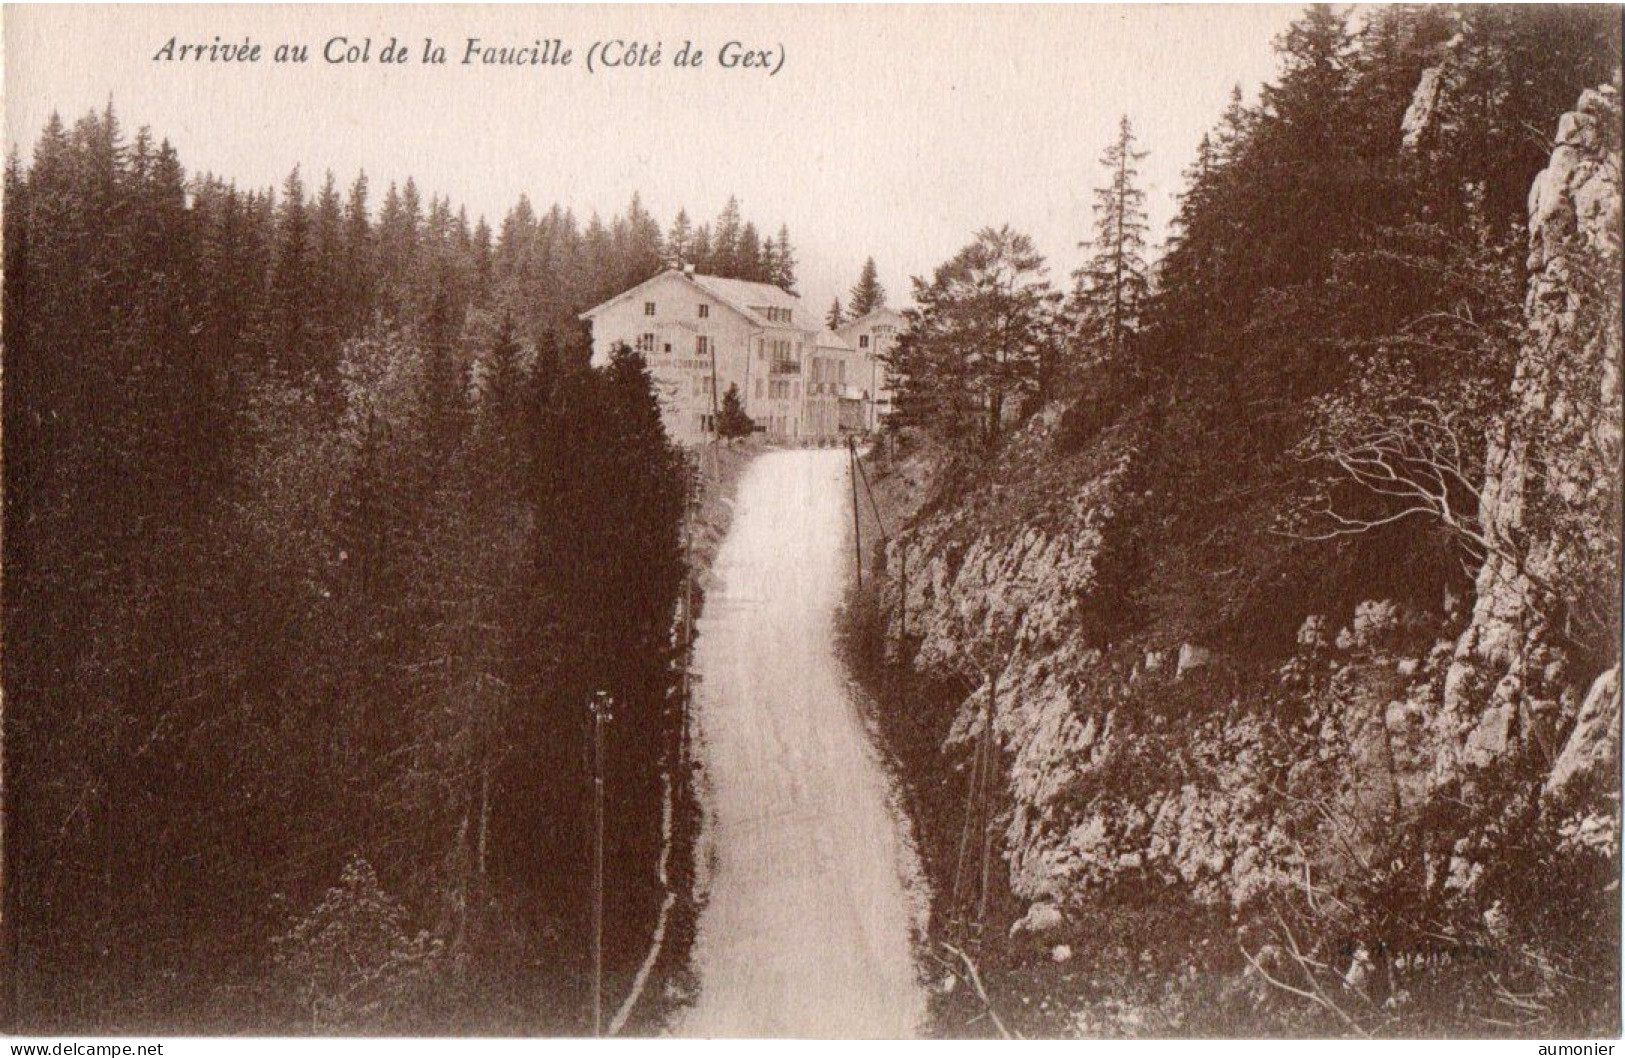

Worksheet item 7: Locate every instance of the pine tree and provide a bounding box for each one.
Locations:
[266,166,327,393]
[737,221,763,282]
[826,297,845,330]
[618,192,663,289]
[771,225,798,291]
[420,278,469,460]
[886,227,1059,448]
[849,257,886,317]
[1071,115,1152,370]
[311,172,346,352]
[496,193,537,280]
[716,382,754,439]
[664,208,693,269]
[690,223,713,273]
[470,217,493,305]
[341,173,374,337]
[713,196,743,276]
[760,233,780,286]
[482,314,523,426]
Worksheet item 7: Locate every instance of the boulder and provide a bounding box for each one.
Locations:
[1009,900,1065,938]
[1177,643,1213,677]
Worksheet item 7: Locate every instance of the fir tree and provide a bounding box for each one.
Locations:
[690,223,713,273]
[771,225,798,291]
[266,166,324,392]
[849,257,886,317]
[1071,115,1152,369]
[737,221,763,282]
[618,191,664,289]
[712,196,743,275]
[716,382,754,439]
[664,208,693,269]
[826,297,845,330]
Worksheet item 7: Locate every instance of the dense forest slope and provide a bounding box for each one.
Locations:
[851,7,1620,1037]
[1,109,793,1031]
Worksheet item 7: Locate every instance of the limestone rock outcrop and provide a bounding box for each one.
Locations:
[1441,83,1621,788]
[874,85,1621,920]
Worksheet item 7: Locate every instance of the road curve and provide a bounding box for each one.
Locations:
[677,447,926,1038]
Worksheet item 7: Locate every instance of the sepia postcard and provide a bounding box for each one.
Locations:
[1,2,1621,1048]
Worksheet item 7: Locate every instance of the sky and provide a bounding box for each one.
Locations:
[5,3,1306,314]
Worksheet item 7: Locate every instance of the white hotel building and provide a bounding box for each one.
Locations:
[581,268,902,446]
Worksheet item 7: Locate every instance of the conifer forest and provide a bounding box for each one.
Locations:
[3,111,804,1030]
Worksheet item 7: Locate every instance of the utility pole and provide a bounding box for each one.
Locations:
[950,702,987,921]
[589,691,613,1037]
[708,339,720,436]
[853,447,887,575]
[899,547,908,640]
[977,667,997,939]
[870,353,879,433]
[847,436,863,588]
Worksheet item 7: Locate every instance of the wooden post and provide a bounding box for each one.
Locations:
[950,710,988,922]
[848,437,863,589]
[708,340,720,436]
[899,546,908,640]
[977,667,997,938]
[589,691,613,1037]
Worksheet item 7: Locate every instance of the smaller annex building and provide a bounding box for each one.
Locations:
[581,268,897,446]
[834,307,907,432]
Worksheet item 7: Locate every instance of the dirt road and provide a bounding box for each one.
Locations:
[678,447,926,1038]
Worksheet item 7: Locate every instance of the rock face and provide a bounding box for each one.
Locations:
[1546,667,1622,800]
[873,85,1621,919]
[1400,58,1449,150]
[1441,84,1622,791]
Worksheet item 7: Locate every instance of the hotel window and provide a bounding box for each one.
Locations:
[636,333,656,353]
[644,301,656,316]
[859,335,870,348]
[698,304,710,318]
[696,336,712,357]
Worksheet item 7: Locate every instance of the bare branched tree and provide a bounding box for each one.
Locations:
[1292,396,1489,554]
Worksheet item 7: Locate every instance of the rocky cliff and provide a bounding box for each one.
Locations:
[862,84,1621,1032]
[1441,84,1622,801]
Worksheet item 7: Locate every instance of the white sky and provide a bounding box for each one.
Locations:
[4,3,1305,313]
